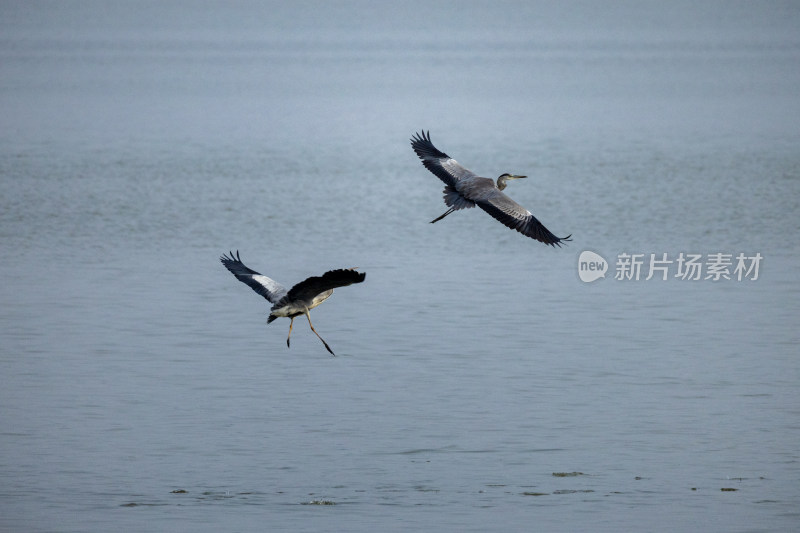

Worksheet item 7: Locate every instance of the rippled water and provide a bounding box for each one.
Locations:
[2,1,799,531]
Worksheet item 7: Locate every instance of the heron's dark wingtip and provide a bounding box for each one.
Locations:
[340,268,367,284]
[549,234,572,248]
[410,129,430,145]
[347,269,367,284]
[410,130,452,165]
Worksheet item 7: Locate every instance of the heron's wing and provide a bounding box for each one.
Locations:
[411,130,478,187]
[476,191,572,247]
[220,251,288,303]
[284,269,366,305]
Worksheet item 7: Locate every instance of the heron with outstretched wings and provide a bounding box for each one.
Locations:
[221,251,365,355]
[411,130,571,246]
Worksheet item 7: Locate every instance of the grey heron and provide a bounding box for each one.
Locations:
[220,251,366,355]
[411,130,571,246]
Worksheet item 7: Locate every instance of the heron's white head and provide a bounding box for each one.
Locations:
[496,173,527,191]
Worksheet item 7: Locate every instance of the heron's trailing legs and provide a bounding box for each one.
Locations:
[430,207,455,224]
[286,317,294,348]
[304,309,335,356]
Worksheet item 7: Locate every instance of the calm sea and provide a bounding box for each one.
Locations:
[1,1,799,531]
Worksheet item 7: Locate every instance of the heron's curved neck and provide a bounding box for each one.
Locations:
[496,176,508,191]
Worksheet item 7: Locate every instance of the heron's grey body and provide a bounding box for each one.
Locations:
[220,251,366,355]
[267,290,333,321]
[411,130,571,246]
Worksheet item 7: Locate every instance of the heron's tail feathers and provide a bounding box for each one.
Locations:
[267,314,277,324]
[443,185,477,210]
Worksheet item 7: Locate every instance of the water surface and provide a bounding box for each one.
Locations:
[1,1,799,531]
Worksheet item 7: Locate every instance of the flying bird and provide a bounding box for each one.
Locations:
[410,130,571,246]
[220,251,366,355]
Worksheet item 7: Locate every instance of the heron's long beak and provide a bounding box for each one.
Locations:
[511,174,527,180]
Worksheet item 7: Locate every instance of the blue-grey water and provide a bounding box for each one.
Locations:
[2,1,799,531]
